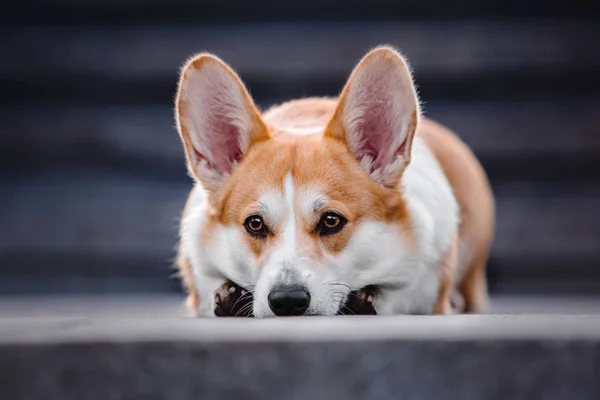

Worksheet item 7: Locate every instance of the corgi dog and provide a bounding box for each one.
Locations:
[174,46,494,317]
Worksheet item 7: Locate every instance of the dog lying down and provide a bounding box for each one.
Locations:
[174,46,495,317]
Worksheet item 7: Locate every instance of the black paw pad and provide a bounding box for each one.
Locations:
[341,285,378,315]
[214,280,254,317]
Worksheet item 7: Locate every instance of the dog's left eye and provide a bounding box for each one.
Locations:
[316,212,347,235]
[244,215,268,238]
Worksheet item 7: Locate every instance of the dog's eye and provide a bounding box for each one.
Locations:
[244,216,267,237]
[317,212,347,235]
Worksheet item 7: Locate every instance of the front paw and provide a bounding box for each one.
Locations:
[214,280,254,317]
[341,285,378,315]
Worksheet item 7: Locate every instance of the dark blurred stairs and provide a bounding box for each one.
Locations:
[1,1,599,295]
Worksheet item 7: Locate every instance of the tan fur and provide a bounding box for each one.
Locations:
[211,132,411,264]
[418,119,495,312]
[433,234,457,315]
[177,85,493,315]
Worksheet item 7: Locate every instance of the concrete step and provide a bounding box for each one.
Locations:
[2,295,600,318]
[0,314,598,400]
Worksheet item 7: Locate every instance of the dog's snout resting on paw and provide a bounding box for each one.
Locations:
[213,280,378,317]
[174,46,495,317]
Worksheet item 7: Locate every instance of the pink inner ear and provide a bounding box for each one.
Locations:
[200,117,243,175]
[350,82,406,173]
[182,61,255,180]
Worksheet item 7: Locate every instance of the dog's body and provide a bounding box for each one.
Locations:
[175,47,494,317]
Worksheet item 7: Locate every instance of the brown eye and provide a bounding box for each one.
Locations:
[317,212,347,236]
[324,214,340,229]
[244,216,267,237]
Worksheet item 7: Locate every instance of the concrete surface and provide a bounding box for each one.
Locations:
[1,294,600,318]
[0,315,599,400]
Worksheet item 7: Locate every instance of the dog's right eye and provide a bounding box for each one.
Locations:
[316,212,347,236]
[244,216,268,238]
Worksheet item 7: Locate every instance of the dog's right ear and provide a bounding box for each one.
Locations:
[175,54,269,192]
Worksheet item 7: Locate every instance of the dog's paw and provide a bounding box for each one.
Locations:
[341,286,378,315]
[214,280,254,317]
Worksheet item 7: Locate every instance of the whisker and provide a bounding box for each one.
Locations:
[342,305,356,315]
[329,299,356,316]
[240,193,267,210]
[235,302,254,317]
[331,290,349,299]
[325,282,356,291]
[330,292,348,302]
[231,290,253,310]
[235,303,251,316]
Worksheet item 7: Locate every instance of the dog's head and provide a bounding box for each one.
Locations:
[176,47,420,317]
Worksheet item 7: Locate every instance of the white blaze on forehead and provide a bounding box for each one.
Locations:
[285,126,323,136]
[255,173,300,259]
[280,172,298,258]
[252,172,300,317]
[256,177,327,236]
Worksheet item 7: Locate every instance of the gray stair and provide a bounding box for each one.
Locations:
[0,316,598,400]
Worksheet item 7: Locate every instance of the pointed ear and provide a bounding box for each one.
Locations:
[175,53,269,191]
[325,46,420,188]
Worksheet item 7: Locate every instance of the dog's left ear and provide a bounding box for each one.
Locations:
[325,46,420,188]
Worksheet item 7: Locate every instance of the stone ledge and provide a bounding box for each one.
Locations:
[1,315,600,344]
[1,316,599,400]
[0,316,599,400]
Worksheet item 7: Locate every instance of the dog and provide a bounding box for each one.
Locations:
[174,46,495,317]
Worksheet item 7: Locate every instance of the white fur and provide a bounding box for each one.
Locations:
[285,126,323,136]
[180,188,258,317]
[374,137,459,314]
[253,174,344,317]
[253,173,299,317]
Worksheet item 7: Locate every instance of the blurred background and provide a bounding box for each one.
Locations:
[1,1,599,313]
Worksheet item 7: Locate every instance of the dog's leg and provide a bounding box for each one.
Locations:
[176,254,200,317]
[433,236,457,315]
[459,255,489,313]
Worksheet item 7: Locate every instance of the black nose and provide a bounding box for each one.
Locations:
[268,287,311,316]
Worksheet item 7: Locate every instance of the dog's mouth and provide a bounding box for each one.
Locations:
[213,280,378,317]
